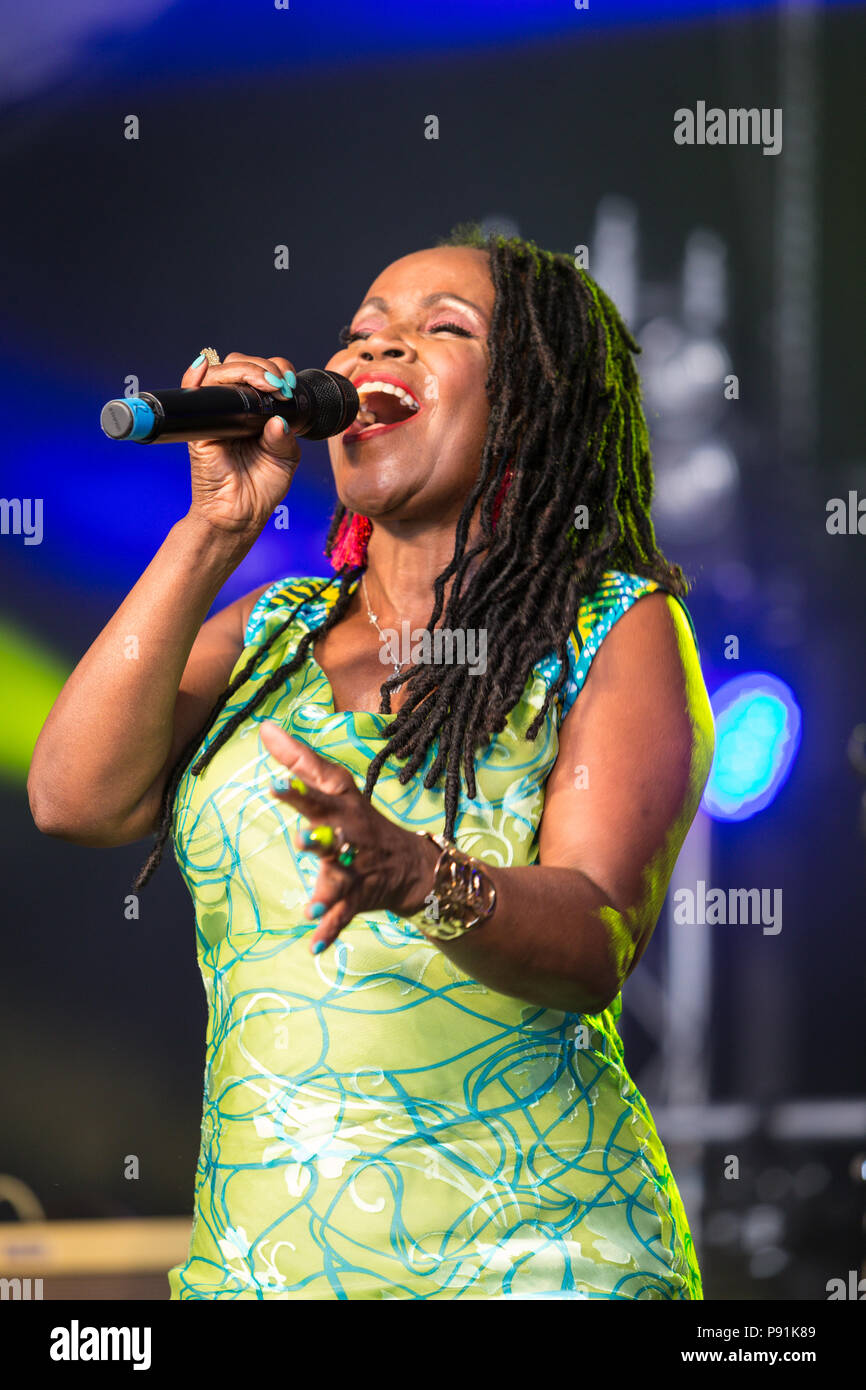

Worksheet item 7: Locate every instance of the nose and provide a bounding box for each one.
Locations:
[357,324,416,361]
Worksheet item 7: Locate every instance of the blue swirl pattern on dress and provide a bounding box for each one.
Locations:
[167,570,703,1299]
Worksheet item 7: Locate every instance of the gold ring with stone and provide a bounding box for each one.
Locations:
[336,840,358,868]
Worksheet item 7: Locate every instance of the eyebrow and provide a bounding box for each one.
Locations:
[354,291,487,319]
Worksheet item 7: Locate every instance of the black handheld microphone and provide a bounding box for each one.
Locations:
[100,369,359,444]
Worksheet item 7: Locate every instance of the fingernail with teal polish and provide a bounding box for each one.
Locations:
[310,902,325,920]
[272,777,288,792]
[312,939,327,955]
[190,353,205,368]
[279,417,290,432]
[264,369,291,397]
[283,371,297,390]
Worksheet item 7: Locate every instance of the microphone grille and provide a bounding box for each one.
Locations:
[297,369,359,440]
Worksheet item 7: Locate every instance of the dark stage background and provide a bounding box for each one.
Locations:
[1,0,864,1300]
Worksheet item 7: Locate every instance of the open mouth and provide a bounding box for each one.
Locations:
[343,379,422,443]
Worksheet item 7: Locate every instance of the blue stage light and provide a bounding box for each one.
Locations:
[703,672,801,822]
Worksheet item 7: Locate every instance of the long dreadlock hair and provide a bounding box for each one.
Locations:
[132,222,686,891]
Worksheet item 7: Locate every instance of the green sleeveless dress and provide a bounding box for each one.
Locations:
[167,569,703,1300]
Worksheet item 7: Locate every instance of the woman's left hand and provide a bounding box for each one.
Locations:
[260,720,440,954]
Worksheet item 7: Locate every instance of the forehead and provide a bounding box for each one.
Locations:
[361,247,493,313]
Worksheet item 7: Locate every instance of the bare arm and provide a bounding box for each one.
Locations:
[28,347,303,846]
[455,591,717,1011]
[27,513,270,845]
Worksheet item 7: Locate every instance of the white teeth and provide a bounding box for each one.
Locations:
[355,381,420,411]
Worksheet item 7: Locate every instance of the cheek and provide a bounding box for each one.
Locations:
[425,382,489,487]
[430,358,488,426]
[419,369,441,408]
[460,387,491,451]
[324,351,347,375]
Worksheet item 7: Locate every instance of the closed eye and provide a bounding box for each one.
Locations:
[338,321,474,345]
[428,321,474,336]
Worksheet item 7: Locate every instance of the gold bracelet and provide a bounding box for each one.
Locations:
[410,833,497,941]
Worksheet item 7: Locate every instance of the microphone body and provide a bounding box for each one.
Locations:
[100,369,358,444]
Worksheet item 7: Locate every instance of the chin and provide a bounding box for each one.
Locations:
[336,488,410,521]
[333,456,424,518]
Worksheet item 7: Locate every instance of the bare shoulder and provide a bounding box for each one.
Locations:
[204,581,274,646]
[237,582,274,639]
[559,590,713,750]
[226,575,325,645]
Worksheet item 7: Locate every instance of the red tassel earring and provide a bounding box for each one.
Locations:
[329,512,372,571]
[491,463,514,530]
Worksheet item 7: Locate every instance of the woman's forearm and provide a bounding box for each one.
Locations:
[418,863,638,1015]
[28,511,257,835]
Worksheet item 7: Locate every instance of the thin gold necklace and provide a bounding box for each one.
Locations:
[361,572,407,678]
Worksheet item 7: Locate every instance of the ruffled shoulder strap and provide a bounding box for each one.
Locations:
[243,574,343,649]
[558,570,698,721]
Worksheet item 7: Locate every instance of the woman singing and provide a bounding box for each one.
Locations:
[28,224,715,1300]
